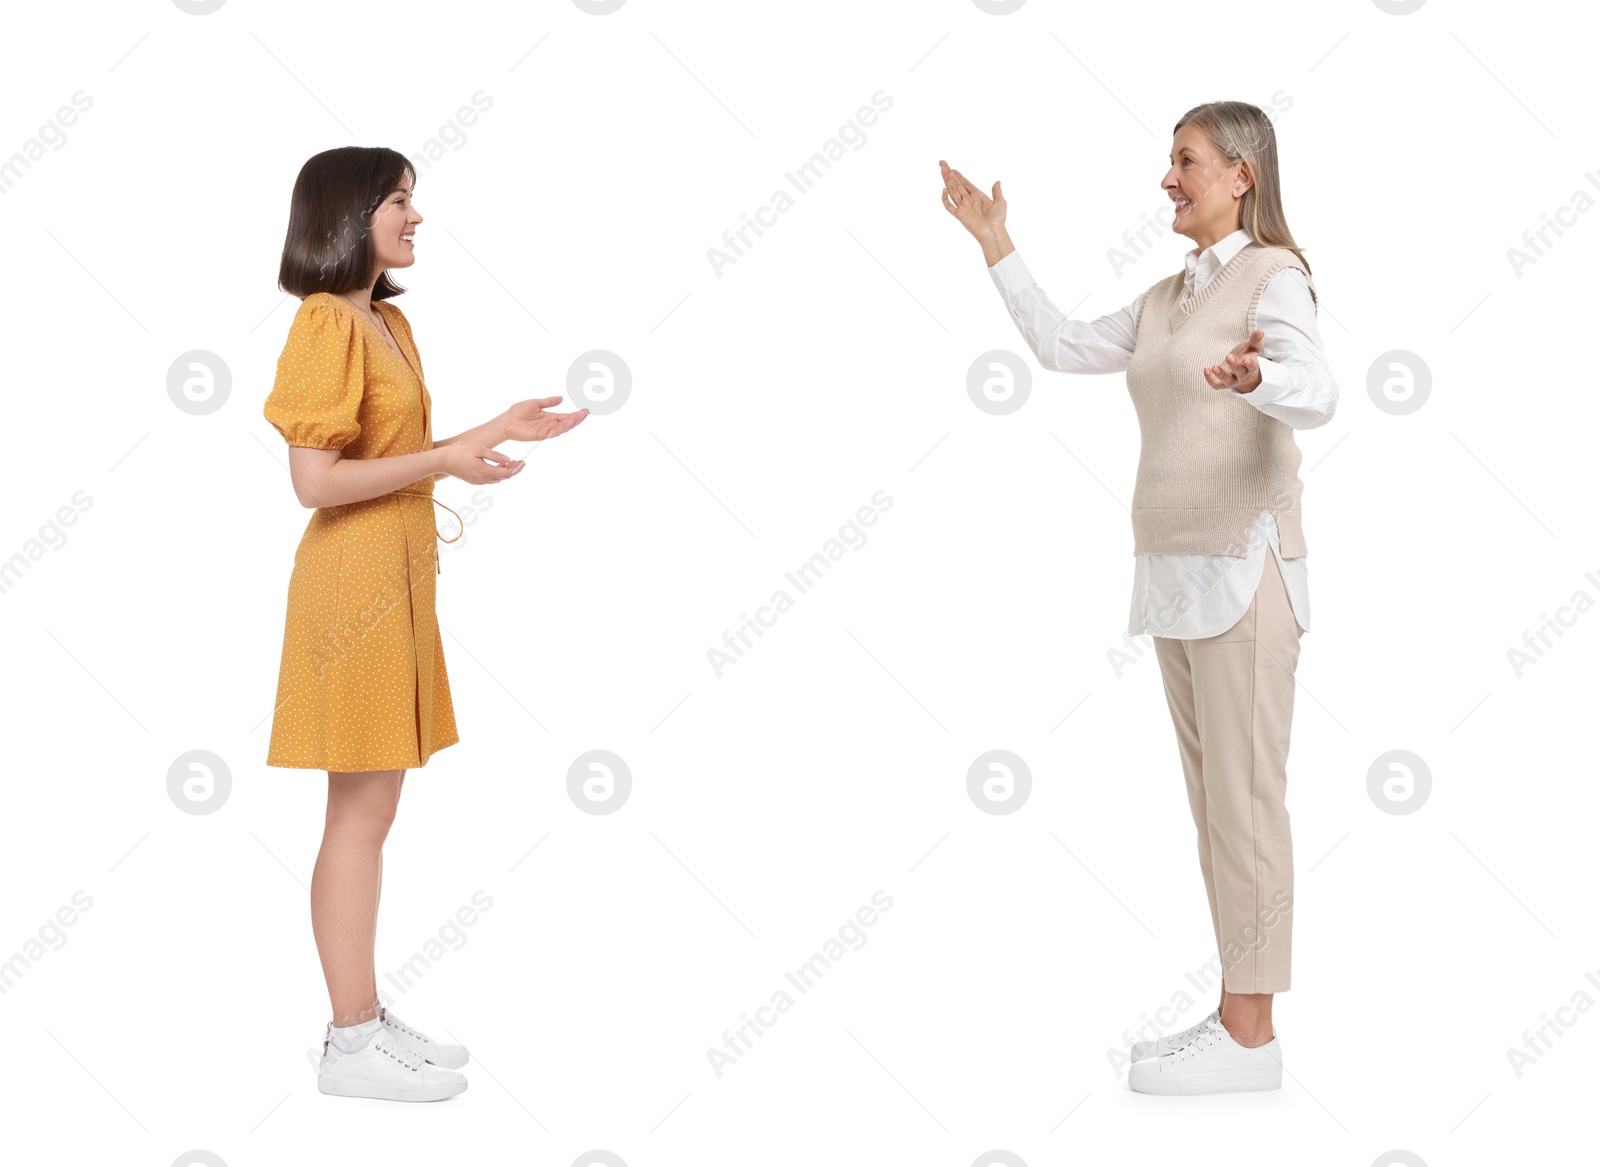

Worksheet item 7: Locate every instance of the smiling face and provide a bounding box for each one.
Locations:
[1162,123,1251,251]
[368,180,422,273]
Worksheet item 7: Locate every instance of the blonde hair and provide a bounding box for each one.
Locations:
[1174,101,1311,278]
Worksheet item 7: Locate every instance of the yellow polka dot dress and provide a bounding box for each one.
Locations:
[263,293,460,772]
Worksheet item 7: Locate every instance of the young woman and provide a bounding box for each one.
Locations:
[263,146,588,1102]
[941,100,1337,1095]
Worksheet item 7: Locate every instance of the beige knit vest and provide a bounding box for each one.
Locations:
[1123,242,1316,557]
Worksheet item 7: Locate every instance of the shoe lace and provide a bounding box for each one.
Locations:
[372,1034,426,1073]
[381,1007,431,1045]
[1170,1015,1225,1060]
[1164,1009,1219,1048]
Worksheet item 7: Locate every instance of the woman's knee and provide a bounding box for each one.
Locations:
[326,772,403,839]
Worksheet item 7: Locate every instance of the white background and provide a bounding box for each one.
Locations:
[1,1,1594,1164]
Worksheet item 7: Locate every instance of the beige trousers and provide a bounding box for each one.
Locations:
[1152,549,1302,995]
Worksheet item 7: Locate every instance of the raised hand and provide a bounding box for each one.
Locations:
[1203,330,1266,394]
[502,395,590,442]
[939,160,1007,241]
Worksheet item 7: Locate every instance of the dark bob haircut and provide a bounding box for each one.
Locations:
[278,146,415,302]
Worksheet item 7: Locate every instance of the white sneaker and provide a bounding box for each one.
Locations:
[379,1005,469,1069]
[317,1025,467,1102]
[1128,1015,1283,1095]
[1129,1008,1221,1061]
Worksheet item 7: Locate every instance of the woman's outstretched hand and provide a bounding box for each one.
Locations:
[940,161,1012,267]
[502,396,590,442]
[1204,330,1266,394]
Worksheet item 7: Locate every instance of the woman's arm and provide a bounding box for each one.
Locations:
[979,222,1016,268]
[429,399,588,480]
[285,445,447,509]
[942,160,1138,376]
[431,416,510,479]
[286,439,523,507]
[988,251,1140,375]
[1236,269,1338,429]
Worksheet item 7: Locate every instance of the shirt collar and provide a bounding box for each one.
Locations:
[1184,228,1254,295]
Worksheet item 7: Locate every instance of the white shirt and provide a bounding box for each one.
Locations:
[987,229,1338,638]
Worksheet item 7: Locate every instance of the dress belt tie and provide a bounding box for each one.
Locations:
[387,486,463,575]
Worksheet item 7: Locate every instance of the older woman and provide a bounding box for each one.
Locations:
[942,99,1337,1096]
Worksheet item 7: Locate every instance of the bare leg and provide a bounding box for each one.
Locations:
[311,769,404,1028]
[365,771,405,1008]
[368,850,382,1009]
[1221,991,1273,1047]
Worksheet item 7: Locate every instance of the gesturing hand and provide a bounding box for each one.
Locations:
[438,443,524,486]
[503,395,590,442]
[939,160,1007,240]
[1203,330,1266,394]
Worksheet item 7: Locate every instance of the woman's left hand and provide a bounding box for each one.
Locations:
[1203,329,1265,394]
[501,396,590,442]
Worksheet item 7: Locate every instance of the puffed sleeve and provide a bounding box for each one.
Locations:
[263,297,366,450]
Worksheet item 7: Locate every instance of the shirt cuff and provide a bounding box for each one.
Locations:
[987,249,1034,298]
[1243,354,1291,403]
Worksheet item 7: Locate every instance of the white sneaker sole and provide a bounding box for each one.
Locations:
[1130,1065,1282,1096]
[317,1074,467,1102]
